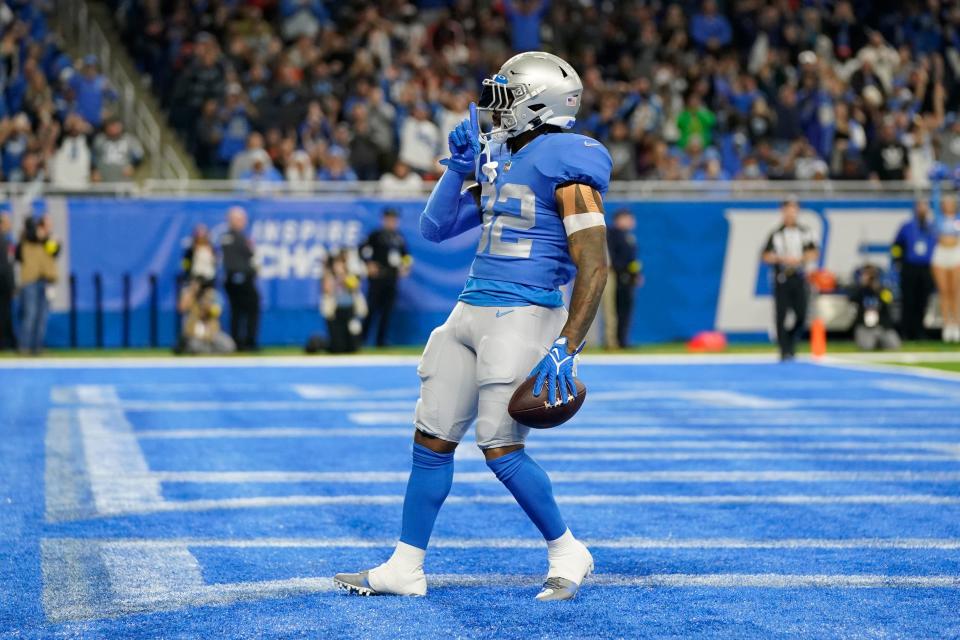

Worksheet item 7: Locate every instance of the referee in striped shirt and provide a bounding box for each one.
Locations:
[762,196,819,361]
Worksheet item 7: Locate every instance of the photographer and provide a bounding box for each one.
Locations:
[849,265,901,351]
[176,279,236,355]
[0,213,15,350]
[322,251,367,354]
[15,215,61,355]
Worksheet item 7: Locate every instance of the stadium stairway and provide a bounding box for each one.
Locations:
[53,0,200,182]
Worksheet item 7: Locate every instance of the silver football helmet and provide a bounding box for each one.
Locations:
[477,51,583,144]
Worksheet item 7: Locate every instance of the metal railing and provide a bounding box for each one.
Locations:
[0,179,944,200]
[57,0,190,181]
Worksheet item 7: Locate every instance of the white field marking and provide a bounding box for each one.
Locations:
[292,385,418,399]
[292,384,362,398]
[132,428,960,455]
[529,440,960,453]
[149,470,960,484]
[100,544,204,600]
[43,570,960,622]
[540,427,960,438]
[135,427,412,439]
[135,423,960,440]
[350,411,960,428]
[4,355,423,369]
[587,413,960,425]
[830,352,960,364]
[50,385,120,405]
[536,452,960,462]
[1,353,797,370]
[585,398,960,409]
[873,379,960,398]
[587,389,788,409]
[77,407,163,516]
[84,493,960,515]
[114,400,413,412]
[90,537,960,550]
[426,574,960,588]
[819,357,960,382]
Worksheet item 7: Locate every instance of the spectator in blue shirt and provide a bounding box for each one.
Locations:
[239,150,283,184]
[690,0,732,51]
[1,113,31,179]
[217,86,252,164]
[68,55,115,128]
[503,0,549,52]
[280,0,330,41]
[317,147,358,182]
[892,199,938,339]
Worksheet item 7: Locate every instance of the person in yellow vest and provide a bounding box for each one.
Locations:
[15,215,61,355]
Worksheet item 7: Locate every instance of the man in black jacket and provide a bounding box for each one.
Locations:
[360,208,411,347]
[220,206,260,351]
[0,212,15,350]
[606,209,642,348]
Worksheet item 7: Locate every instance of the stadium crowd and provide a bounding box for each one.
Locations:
[0,1,145,187]
[111,0,960,185]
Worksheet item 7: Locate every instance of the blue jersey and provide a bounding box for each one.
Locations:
[459,132,612,307]
[893,218,938,266]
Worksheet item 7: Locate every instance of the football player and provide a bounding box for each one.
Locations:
[334,52,611,601]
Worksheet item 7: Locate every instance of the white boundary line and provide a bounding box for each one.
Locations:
[0,353,785,369]
[91,536,960,550]
[6,350,958,369]
[149,470,960,484]
[818,356,960,382]
[101,493,960,515]
[828,352,960,363]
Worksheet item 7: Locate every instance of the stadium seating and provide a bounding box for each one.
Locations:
[104,0,960,185]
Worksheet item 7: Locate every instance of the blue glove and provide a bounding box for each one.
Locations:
[439,102,480,176]
[529,337,585,407]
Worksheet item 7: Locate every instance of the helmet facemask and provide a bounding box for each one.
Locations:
[476,53,583,145]
[478,76,551,144]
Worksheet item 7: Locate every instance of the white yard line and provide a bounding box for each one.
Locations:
[91,493,960,516]
[536,452,959,462]
[90,536,960,550]
[3,353,790,369]
[148,470,960,484]
[76,407,164,516]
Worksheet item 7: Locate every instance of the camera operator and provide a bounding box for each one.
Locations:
[15,215,61,355]
[322,251,367,354]
[849,265,901,351]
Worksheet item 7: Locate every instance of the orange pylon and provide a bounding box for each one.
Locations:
[810,318,827,358]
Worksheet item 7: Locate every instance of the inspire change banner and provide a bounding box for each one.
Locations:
[45,195,914,348]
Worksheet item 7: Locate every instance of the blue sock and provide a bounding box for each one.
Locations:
[486,449,567,541]
[399,443,455,550]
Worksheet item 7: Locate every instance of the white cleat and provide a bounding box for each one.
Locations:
[536,536,593,601]
[333,561,427,597]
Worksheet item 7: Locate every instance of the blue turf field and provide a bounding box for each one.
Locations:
[2,356,960,639]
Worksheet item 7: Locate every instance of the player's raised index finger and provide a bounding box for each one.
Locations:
[469,102,479,137]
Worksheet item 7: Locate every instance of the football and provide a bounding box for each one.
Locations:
[508,376,587,429]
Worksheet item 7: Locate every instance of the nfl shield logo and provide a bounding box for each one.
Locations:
[566,96,578,106]
[504,161,512,172]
